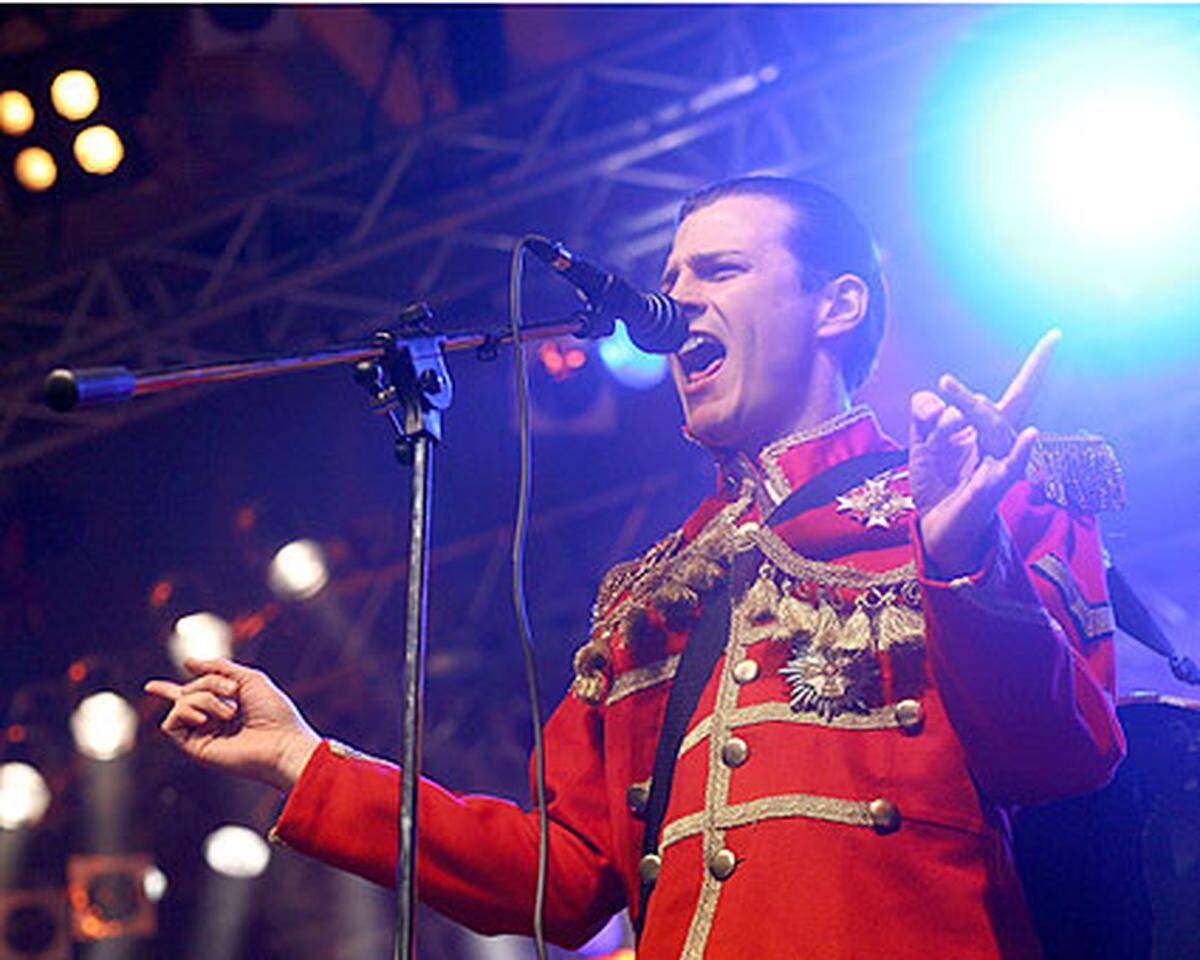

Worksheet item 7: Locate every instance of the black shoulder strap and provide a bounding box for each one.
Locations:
[634,584,731,933]
[766,448,908,527]
[633,447,907,938]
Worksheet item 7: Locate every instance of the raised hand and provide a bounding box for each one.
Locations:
[909,330,1060,578]
[144,658,321,793]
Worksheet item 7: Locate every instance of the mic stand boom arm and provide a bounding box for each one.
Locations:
[41,300,615,960]
[41,306,613,412]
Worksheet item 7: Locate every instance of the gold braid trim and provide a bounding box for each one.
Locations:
[678,700,904,758]
[605,655,682,706]
[1031,552,1115,641]
[660,791,883,850]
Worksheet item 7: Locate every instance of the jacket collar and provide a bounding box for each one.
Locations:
[705,406,896,511]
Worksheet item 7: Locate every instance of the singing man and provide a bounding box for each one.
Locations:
[146,177,1123,959]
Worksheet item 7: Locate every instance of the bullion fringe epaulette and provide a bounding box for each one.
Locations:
[572,495,752,704]
[1027,434,1125,513]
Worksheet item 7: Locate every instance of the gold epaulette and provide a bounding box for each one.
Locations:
[1027,433,1126,513]
[572,529,688,705]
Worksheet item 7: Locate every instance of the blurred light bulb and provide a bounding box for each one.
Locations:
[70,691,137,760]
[204,825,270,878]
[142,865,168,902]
[0,90,34,136]
[0,762,51,830]
[50,69,99,121]
[267,539,329,601]
[167,612,233,671]
[13,146,56,192]
[73,124,123,175]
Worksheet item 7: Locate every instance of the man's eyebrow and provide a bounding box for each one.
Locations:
[660,248,747,284]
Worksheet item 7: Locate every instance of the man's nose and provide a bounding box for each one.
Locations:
[668,279,707,324]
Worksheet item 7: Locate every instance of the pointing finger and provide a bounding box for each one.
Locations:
[938,373,1014,458]
[183,658,253,681]
[144,680,183,702]
[998,329,1061,424]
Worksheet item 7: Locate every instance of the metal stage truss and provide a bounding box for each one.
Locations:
[1,5,977,471]
[3,5,1198,497]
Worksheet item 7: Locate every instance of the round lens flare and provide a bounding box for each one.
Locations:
[70,691,138,760]
[167,612,233,672]
[204,825,271,878]
[0,90,34,136]
[267,540,329,601]
[13,147,57,192]
[599,323,668,390]
[50,69,99,121]
[913,8,1200,367]
[73,125,124,175]
[0,762,51,830]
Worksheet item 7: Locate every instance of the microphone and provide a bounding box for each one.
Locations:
[526,237,687,354]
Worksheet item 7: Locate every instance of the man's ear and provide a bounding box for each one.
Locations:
[814,273,869,341]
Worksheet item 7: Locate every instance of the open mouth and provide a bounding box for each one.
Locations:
[676,332,727,384]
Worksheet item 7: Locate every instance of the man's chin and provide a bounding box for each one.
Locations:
[682,407,744,452]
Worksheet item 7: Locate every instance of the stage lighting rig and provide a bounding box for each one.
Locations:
[0,10,180,205]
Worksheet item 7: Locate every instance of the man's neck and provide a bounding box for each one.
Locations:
[738,357,852,459]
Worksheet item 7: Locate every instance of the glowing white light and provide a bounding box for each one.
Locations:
[1026,90,1200,243]
[50,69,99,121]
[143,865,168,902]
[0,90,34,136]
[267,539,329,601]
[70,691,138,760]
[0,762,51,830]
[204,825,270,878]
[168,612,233,671]
[73,124,124,175]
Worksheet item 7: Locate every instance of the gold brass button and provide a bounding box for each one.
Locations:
[721,737,749,768]
[868,797,901,834]
[708,848,737,880]
[626,782,650,818]
[638,853,662,885]
[894,699,925,734]
[732,659,760,684]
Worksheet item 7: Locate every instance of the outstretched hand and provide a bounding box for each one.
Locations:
[144,658,321,793]
[909,330,1060,578]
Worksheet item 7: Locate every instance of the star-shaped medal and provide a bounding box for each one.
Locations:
[835,475,915,529]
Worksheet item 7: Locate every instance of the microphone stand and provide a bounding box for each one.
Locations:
[42,301,615,960]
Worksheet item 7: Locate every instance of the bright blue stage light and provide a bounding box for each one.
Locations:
[599,322,669,390]
[913,8,1200,369]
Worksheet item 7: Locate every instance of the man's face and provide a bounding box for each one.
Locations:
[661,194,822,452]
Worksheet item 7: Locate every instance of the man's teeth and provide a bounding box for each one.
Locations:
[677,332,726,377]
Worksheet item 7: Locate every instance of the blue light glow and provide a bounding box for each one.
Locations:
[913,8,1200,369]
[599,322,669,389]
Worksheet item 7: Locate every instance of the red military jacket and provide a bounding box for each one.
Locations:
[272,407,1125,958]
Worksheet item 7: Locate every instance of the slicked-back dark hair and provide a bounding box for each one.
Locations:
[677,176,887,392]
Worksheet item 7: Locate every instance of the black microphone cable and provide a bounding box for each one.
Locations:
[509,236,551,960]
